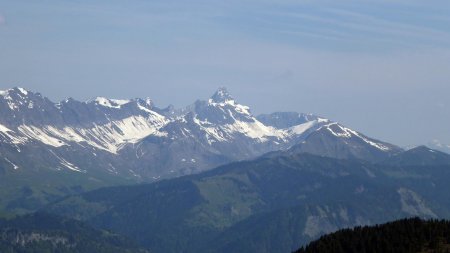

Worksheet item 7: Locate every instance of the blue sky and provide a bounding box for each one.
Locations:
[0,0,449,146]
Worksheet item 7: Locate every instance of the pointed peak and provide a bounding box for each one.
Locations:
[136,97,154,112]
[143,97,153,107]
[12,87,29,95]
[210,87,233,103]
[0,87,31,97]
[407,145,434,152]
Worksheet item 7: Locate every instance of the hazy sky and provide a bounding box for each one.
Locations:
[0,0,449,146]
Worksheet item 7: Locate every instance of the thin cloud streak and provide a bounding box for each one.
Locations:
[326,8,450,39]
[250,7,450,49]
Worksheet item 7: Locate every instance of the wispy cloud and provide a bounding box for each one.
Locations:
[246,4,450,50]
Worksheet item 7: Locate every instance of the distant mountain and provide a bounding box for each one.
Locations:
[295,218,450,253]
[43,151,450,253]
[0,212,149,253]
[428,140,450,155]
[256,112,320,129]
[267,122,402,162]
[382,146,450,166]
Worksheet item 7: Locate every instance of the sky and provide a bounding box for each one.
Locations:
[0,0,449,146]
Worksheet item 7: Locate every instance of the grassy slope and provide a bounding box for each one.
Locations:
[0,165,133,215]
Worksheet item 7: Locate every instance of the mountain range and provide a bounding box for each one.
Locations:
[0,86,402,213]
[0,86,402,178]
[1,86,450,252]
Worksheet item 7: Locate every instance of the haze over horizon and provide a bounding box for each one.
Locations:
[1,0,449,146]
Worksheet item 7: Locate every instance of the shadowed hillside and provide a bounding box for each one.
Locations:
[0,212,149,253]
[295,218,450,253]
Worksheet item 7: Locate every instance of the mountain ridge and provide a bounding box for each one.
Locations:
[0,86,399,179]
[0,86,402,214]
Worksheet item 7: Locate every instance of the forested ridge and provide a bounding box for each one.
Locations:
[295,218,450,253]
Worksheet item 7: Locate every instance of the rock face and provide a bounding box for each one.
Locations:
[0,86,400,181]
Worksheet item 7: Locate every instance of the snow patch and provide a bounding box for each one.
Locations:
[14,114,167,153]
[18,125,66,147]
[4,158,19,170]
[49,150,84,173]
[193,116,227,144]
[94,97,131,109]
[208,99,251,116]
[0,124,12,133]
[60,159,84,173]
[289,120,318,135]
[321,123,391,151]
[129,169,141,178]
[17,87,28,95]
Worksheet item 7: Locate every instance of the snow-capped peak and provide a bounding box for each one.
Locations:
[210,87,234,103]
[205,87,251,117]
[143,97,153,107]
[17,87,28,95]
[136,97,157,114]
[0,87,42,111]
[0,87,30,97]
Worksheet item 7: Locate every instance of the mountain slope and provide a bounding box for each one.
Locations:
[257,112,321,129]
[0,162,132,215]
[43,151,450,253]
[123,89,330,178]
[0,212,149,253]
